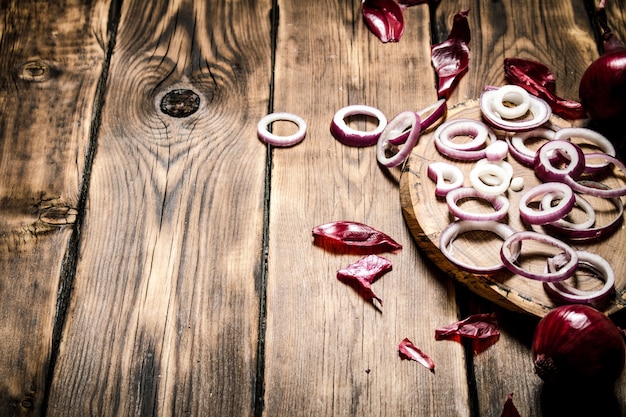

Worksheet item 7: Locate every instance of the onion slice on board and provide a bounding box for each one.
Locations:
[518,182,575,225]
[427,161,464,197]
[445,187,510,221]
[480,88,551,131]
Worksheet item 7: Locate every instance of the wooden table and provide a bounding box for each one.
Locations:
[1,1,625,416]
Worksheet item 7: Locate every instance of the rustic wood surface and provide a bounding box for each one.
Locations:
[0,0,625,416]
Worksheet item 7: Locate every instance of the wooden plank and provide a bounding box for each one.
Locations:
[434,0,626,416]
[46,1,272,415]
[0,1,111,415]
[263,2,470,415]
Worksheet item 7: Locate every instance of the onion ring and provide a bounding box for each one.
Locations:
[500,231,578,282]
[433,118,496,161]
[257,112,307,147]
[480,88,552,131]
[330,105,387,147]
[534,140,585,182]
[519,182,575,225]
[376,111,421,168]
[564,153,626,198]
[490,84,531,120]
[469,162,511,195]
[440,220,520,274]
[544,251,615,306]
[507,127,556,166]
[552,127,616,173]
[427,161,464,197]
[445,187,510,221]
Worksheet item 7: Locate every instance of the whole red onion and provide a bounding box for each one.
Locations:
[532,305,625,386]
[579,4,626,125]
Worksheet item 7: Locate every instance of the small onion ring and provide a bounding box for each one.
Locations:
[507,127,556,166]
[542,192,596,230]
[376,111,421,168]
[427,161,464,197]
[544,251,615,306]
[480,88,552,131]
[439,220,520,274]
[469,162,511,195]
[534,140,585,182]
[330,105,387,147]
[257,112,307,147]
[433,119,496,161]
[500,231,578,282]
[518,182,575,225]
[553,127,616,173]
[445,187,510,221]
[475,159,513,186]
[564,153,626,198]
[490,85,531,120]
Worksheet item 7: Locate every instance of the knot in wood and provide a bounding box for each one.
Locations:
[159,89,200,118]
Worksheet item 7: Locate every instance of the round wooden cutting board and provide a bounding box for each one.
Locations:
[400,100,626,317]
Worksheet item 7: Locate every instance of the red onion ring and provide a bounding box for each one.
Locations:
[519,182,575,225]
[330,104,387,147]
[564,153,626,198]
[257,112,307,147]
[474,159,513,186]
[440,220,520,274]
[427,162,464,197]
[544,251,615,306]
[433,119,496,161]
[534,140,585,182]
[500,231,578,282]
[418,98,448,131]
[542,192,596,230]
[507,127,556,166]
[552,127,616,173]
[480,88,552,131]
[543,180,624,240]
[376,111,421,168]
[489,84,531,119]
[445,187,510,221]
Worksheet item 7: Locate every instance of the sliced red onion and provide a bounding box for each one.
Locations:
[377,111,421,167]
[418,99,448,131]
[469,161,511,195]
[485,140,509,162]
[507,127,556,166]
[534,140,585,182]
[475,159,513,186]
[480,88,552,131]
[257,112,307,147]
[542,192,596,230]
[489,84,531,120]
[433,118,496,160]
[330,105,387,147]
[544,251,615,306]
[552,127,616,174]
[518,182,575,225]
[564,153,626,198]
[500,231,578,282]
[440,220,520,274]
[446,187,510,221]
[543,180,624,240]
[427,161,464,197]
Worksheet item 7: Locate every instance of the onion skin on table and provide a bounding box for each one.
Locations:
[532,304,625,387]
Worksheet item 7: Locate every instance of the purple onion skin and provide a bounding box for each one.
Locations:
[579,48,626,124]
[532,305,625,387]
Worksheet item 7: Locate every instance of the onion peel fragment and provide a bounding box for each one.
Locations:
[312,221,402,255]
[504,58,586,120]
[435,313,500,353]
[337,254,392,306]
[398,338,435,371]
[431,9,471,99]
[362,0,405,43]
[500,393,522,417]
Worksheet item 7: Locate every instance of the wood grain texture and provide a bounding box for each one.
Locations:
[431,1,626,416]
[263,2,470,416]
[0,1,111,415]
[46,1,272,415]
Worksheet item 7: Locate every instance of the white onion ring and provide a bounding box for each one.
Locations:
[534,140,585,182]
[440,220,520,274]
[553,127,616,173]
[469,162,511,195]
[475,159,513,186]
[544,251,615,306]
[480,88,552,131]
[427,162,464,197]
[490,85,531,120]
[518,182,575,225]
[330,105,387,147]
[564,153,626,198]
[500,231,578,282]
[445,187,510,221]
[257,112,307,147]
[507,127,556,166]
[377,111,421,168]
